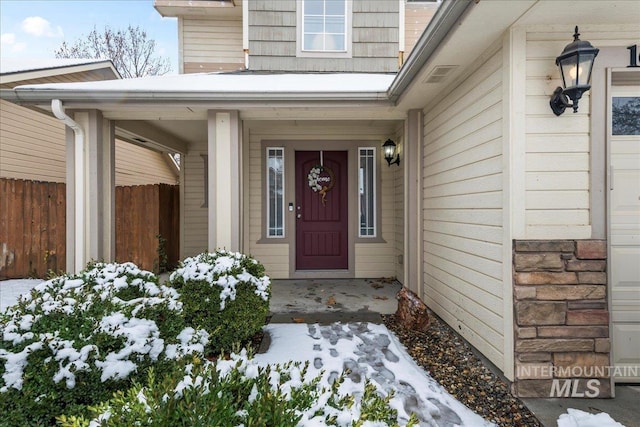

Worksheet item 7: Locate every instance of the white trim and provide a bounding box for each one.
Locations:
[399,0,405,53]
[508,26,526,240]
[501,27,524,382]
[266,147,286,238]
[358,146,377,238]
[296,0,353,59]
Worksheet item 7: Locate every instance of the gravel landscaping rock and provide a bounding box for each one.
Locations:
[384,311,543,427]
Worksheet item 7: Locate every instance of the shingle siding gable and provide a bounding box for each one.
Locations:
[249,0,399,72]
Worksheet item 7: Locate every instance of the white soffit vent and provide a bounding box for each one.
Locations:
[422,65,459,84]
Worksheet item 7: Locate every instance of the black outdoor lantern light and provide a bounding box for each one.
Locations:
[383,139,400,166]
[550,26,599,116]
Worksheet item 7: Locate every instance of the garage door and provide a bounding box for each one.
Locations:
[609,76,640,382]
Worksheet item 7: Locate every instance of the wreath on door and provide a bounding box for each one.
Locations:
[307,165,335,206]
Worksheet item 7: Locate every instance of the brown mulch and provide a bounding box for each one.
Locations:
[383,312,542,427]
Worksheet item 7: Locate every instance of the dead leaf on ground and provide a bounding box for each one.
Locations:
[373,295,388,300]
[371,283,384,289]
[326,296,337,305]
[292,317,306,323]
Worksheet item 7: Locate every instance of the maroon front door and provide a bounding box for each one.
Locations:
[295,150,348,270]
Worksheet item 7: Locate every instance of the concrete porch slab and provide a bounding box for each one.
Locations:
[269,278,401,315]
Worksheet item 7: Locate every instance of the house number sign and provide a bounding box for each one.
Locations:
[628,45,639,67]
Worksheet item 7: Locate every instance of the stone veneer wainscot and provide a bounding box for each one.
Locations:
[512,240,611,398]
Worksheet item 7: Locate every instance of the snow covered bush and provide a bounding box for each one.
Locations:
[0,262,209,426]
[58,351,419,427]
[169,250,271,354]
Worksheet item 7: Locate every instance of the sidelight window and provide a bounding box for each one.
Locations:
[266,148,285,237]
[358,147,376,237]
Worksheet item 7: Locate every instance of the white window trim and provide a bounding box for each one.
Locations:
[358,147,377,238]
[266,147,285,238]
[296,0,353,59]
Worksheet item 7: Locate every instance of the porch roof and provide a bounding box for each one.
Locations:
[5,72,395,103]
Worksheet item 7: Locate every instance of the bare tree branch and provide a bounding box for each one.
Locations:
[55,25,171,78]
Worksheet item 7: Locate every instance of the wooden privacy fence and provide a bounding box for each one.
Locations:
[115,184,180,272]
[0,178,179,279]
[0,178,66,279]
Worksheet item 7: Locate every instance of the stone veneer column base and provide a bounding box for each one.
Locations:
[512,240,611,398]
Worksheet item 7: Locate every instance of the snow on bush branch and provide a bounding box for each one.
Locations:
[170,250,270,310]
[0,262,206,392]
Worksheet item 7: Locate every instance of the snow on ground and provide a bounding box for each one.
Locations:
[2,279,626,426]
[0,279,42,312]
[557,408,626,427]
[255,322,494,426]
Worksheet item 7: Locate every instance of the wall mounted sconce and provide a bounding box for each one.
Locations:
[550,26,599,116]
[383,139,400,167]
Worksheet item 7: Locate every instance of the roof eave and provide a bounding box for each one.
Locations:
[0,60,121,84]
[388,0,474,103]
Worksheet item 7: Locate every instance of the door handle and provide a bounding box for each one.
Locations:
[297,213,302,219]
[610,165,614,190]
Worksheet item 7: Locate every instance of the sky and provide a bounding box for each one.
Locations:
[0,0,179,73]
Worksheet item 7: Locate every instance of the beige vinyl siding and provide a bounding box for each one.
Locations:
[422,48,505,369]
[181,140,208,257]
[1,100,177,185]
[1,100,66,182]
[245,121,398,279]
[181,16,244,73]
[248,0,399,72]
[114,142,178,186]
[404,2,438,59]
[524,30,590,237]
[523,25,640,239]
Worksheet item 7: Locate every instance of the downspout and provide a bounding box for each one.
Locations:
[51,99,85,273]
[242,0,249,69]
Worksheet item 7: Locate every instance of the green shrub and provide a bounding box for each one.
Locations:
[169,251,271,354]
[0,262,209,426]
[58,351,419,427]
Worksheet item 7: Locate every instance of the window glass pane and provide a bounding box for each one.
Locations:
[267,148,284,237]
[305,0,323,15]
[304,34,323,51]
[358,148,375,237]
[612,97,640,135]
[304,15,323,33]
[324,34,344,51]
[325,16,344,34]
[325,0,345,16]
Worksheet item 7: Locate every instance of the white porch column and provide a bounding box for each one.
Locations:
[403,109,424,296]
[65,110,115,273]
[207,110,242,251]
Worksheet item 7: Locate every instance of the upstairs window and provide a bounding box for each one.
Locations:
[303,0,346,51]
[298,0,352,57]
